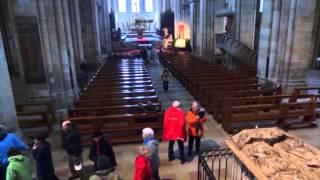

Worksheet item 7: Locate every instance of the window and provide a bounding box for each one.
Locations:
[131,0,140,13]
[145,0,153,12]
[118,0,126,12]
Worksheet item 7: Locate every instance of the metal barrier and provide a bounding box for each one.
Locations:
[198,148,256,180]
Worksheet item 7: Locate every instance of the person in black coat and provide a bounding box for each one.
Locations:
[89,131,117,171]
[32,136,58,180]
[62,120,83,180]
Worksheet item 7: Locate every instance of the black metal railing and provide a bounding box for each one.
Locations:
[216,33,258,68]
[198,148,256,180]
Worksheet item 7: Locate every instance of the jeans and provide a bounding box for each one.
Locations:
[168,140,185,162]
[188,135,201,155]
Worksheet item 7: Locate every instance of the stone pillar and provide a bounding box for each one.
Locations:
[190,1,196,54]
[0,27,18,131]
[257,0,271,78]
[80,0,99,64]
[102,0,112,55]
[257,0,317,88]
[53,0,75,104]
[62,0,79,96]
[37,0,69,109]
[199,0,215,58]
[69,0,85,71]
[238,0,257,48]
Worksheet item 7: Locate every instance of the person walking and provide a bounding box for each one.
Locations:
[134,146,152,180]
[89,131,117,171]
[161,68,170,91]
[0,125,28,180]
[32,135,58,180]
[186,102,207,156]
[61,120,83,180]
[142,128,160,180]
[89,155,122,180]
[162,101,186,164]
[6,148,32,180]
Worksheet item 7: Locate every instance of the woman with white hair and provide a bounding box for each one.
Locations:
[142,128,160,180]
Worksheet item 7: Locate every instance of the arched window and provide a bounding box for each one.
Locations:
[131,0,140,13]
[145,0,153,12]
[118,0,126,12]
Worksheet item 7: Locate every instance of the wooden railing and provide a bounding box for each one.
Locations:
[216,33,258,68]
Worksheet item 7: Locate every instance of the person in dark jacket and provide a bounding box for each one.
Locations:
[0,125,28,180]
[61,120,83,180]
[32,135,58,180]
[89,131,117,171]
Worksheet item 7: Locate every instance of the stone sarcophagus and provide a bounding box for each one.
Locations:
[226,127,320,180]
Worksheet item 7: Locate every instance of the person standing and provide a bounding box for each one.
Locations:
[89,131,117,171]
[61,120,83,180]
[134,146,152,180]
[0,125,28,180]
[186,102,207,156]
[162,101,186,164]
[161,68,170,91]
[6,148,32,180]
[142,128,160,180]
[32,135,58,180]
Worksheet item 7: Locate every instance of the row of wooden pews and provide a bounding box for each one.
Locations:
[66,58,163,145]
[160,53,318,133]
[16,101,55,138]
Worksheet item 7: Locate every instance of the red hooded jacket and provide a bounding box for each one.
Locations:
[162,106,187,141]
[134,155,152,180]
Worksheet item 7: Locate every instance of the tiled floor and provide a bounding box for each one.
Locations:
[31,59,320,180]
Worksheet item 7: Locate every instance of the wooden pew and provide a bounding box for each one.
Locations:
[80,89,156,99]
[69,103,161,117]
[82,84,155,93]
[17,111,52,136]
[68,112,163,145]
[75,95,159,107]
[222,97,317,133]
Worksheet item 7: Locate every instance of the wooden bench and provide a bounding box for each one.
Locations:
[222,97,317,133]
[80,90,157,99]
[17,111,52,137]
[16,102,55,136]
[69,103,161,117]
[68,112,163,145]
[82,84,155,93]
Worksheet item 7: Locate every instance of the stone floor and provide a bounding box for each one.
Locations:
[25,59,320,180]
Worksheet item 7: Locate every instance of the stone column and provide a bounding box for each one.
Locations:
[238,0,257,48]
[190,1,196,54]
[79,0,99,64]
[62,0,79,96]
[102,0,112,55]
[0,27,18,131]
[258,0,317,88]
[199,0,215,58]
[257,0,274,78]
[69,0,85,71]
[53,0,74,104]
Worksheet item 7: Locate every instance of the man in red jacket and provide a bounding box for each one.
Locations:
[162,101,186,164]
